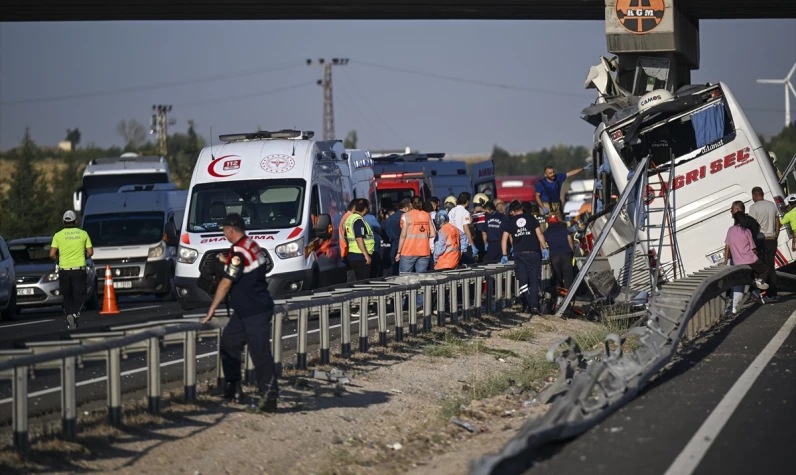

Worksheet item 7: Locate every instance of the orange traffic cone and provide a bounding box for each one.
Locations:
[99,265,120,315]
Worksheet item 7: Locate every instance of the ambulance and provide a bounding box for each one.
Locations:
[582,81,796,281]
[173,130,374,310]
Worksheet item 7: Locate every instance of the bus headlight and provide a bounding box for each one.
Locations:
[178,246,199,264]
[148,241,166,259]
[275,237,304,259]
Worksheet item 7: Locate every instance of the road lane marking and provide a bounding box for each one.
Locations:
[663,309,796,475]
[0,314,381,405]
[0,319,55,329]
[120,305,161,313]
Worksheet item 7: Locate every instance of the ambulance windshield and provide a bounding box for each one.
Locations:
[187,179,305,232]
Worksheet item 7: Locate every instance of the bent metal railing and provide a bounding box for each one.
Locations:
[469,264,753,475]
[0,263,523,456]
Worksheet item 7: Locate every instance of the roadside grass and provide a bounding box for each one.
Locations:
[422,330,519,359]
[499,326,535,342]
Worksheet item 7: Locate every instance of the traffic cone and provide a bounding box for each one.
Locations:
[99,265,120,315]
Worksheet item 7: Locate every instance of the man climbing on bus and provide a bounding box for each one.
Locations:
[535,164,591,219]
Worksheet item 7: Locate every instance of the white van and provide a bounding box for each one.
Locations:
[82,184,187,300]
[583,82,796,280]
[73,153,171,213]
[174,130,366,310]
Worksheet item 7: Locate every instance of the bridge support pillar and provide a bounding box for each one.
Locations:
[605,0,699,94]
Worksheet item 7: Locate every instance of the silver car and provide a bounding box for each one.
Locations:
[8,237,99,312]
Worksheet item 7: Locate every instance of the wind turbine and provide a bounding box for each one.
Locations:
[758,61,796,127]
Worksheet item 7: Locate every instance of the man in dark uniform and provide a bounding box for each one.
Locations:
[481,201,507,263]
[202,213,279,412]
[501,200,549,316]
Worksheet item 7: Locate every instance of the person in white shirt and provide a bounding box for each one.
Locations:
[447,191,476,265]
[748,186,781,302]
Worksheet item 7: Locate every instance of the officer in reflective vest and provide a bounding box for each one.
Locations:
[339,199,358,282]
[344,198,376,281]
[433,210,461,270]
[396,196,436,274]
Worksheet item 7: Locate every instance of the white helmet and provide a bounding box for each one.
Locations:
[473,193,489,206]
[786,194,796,204]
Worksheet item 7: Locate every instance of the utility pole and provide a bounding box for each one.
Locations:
[150,104,176,156]
[307,58,349,140]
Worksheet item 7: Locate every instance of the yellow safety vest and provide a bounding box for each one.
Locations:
[344,213,375,254]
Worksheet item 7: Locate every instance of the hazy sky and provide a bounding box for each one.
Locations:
[1,19,794,154]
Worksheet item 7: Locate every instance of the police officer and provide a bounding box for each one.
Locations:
[50,210,93,329]
[202,213,279,413]
[480,201,507,263]
[501,200,549,316]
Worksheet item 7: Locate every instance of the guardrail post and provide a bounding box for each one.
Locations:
[13,365,29,456]
[147,337,161,414]
[297,307,309,369]
[61,356,77,441]
[486,275,494,315]
[107,346,122,426]
[450,280,459,325]
[184,330,197,403]
[244,346,255,386]
[514,270,520,306]
[215,329,223,388]
[341,299,352,356]
[358,295,369,353]
[463,276,472,321]
[475,275,483,318]
[395,291,406,341]
[505,270,513,307]
[378,294,388,347]
[273,312,283,365]
[437,282,446,326]
[422,285,432,332]
[320,303,331,364]
[496,272,504,311]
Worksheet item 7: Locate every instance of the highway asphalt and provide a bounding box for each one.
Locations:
[523,294,796,475]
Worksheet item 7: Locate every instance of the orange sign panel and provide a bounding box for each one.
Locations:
[615,0,665,34]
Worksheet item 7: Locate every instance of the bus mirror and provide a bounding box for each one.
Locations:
[165,222,179,246]
[314,214,332,239]
[73,189,83,212]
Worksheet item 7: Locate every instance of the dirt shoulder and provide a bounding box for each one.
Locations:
[0,311,613,475]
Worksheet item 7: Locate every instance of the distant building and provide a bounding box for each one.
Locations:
[58,141,73,151]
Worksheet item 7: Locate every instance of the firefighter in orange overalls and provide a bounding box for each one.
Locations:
[395,196,436,274]
[433,210,461,270]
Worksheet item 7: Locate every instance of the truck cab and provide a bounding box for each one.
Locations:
[73,153,171,213]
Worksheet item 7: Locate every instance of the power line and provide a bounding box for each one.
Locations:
[1,62,303,106]
[351,59,593,99]
[177,82,316,108]
[340,67,407,145]
[337,77,385,142]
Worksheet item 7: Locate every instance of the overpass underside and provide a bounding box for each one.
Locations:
[2,0,795,21]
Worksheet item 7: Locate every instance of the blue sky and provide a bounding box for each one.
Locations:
[0,19,794,154]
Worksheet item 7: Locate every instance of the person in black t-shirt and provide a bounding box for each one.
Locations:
[202,213,278,413]
[501,200,549,316]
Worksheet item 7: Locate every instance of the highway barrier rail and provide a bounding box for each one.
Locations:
[469,264,753,475]
[0,263,525,456]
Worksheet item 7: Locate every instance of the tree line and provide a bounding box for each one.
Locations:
[0,119,203,242]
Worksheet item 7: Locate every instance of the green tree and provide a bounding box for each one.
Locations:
[344,130,358,149]
[46,151,83,231]
[65,128,81,149]
[763,123,796,192]
[166,120,204,188]
[0,128,50,240]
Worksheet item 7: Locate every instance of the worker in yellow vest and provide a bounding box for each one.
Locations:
[344,199,376,281]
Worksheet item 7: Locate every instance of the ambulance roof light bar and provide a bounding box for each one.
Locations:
[219,129,315,142]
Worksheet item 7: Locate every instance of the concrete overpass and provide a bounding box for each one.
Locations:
[1,0,795,21]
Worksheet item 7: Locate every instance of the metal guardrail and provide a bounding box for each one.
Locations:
[0,262,524,456]
[469,264,752,475]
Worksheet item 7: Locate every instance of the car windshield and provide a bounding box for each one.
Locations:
[83,212,165,246]
[187,179,305,232]
[83,173,169,197]
[9,243,52,264]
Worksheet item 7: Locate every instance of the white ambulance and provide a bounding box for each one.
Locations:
[583,82,796,281]
[173,130,373,310]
